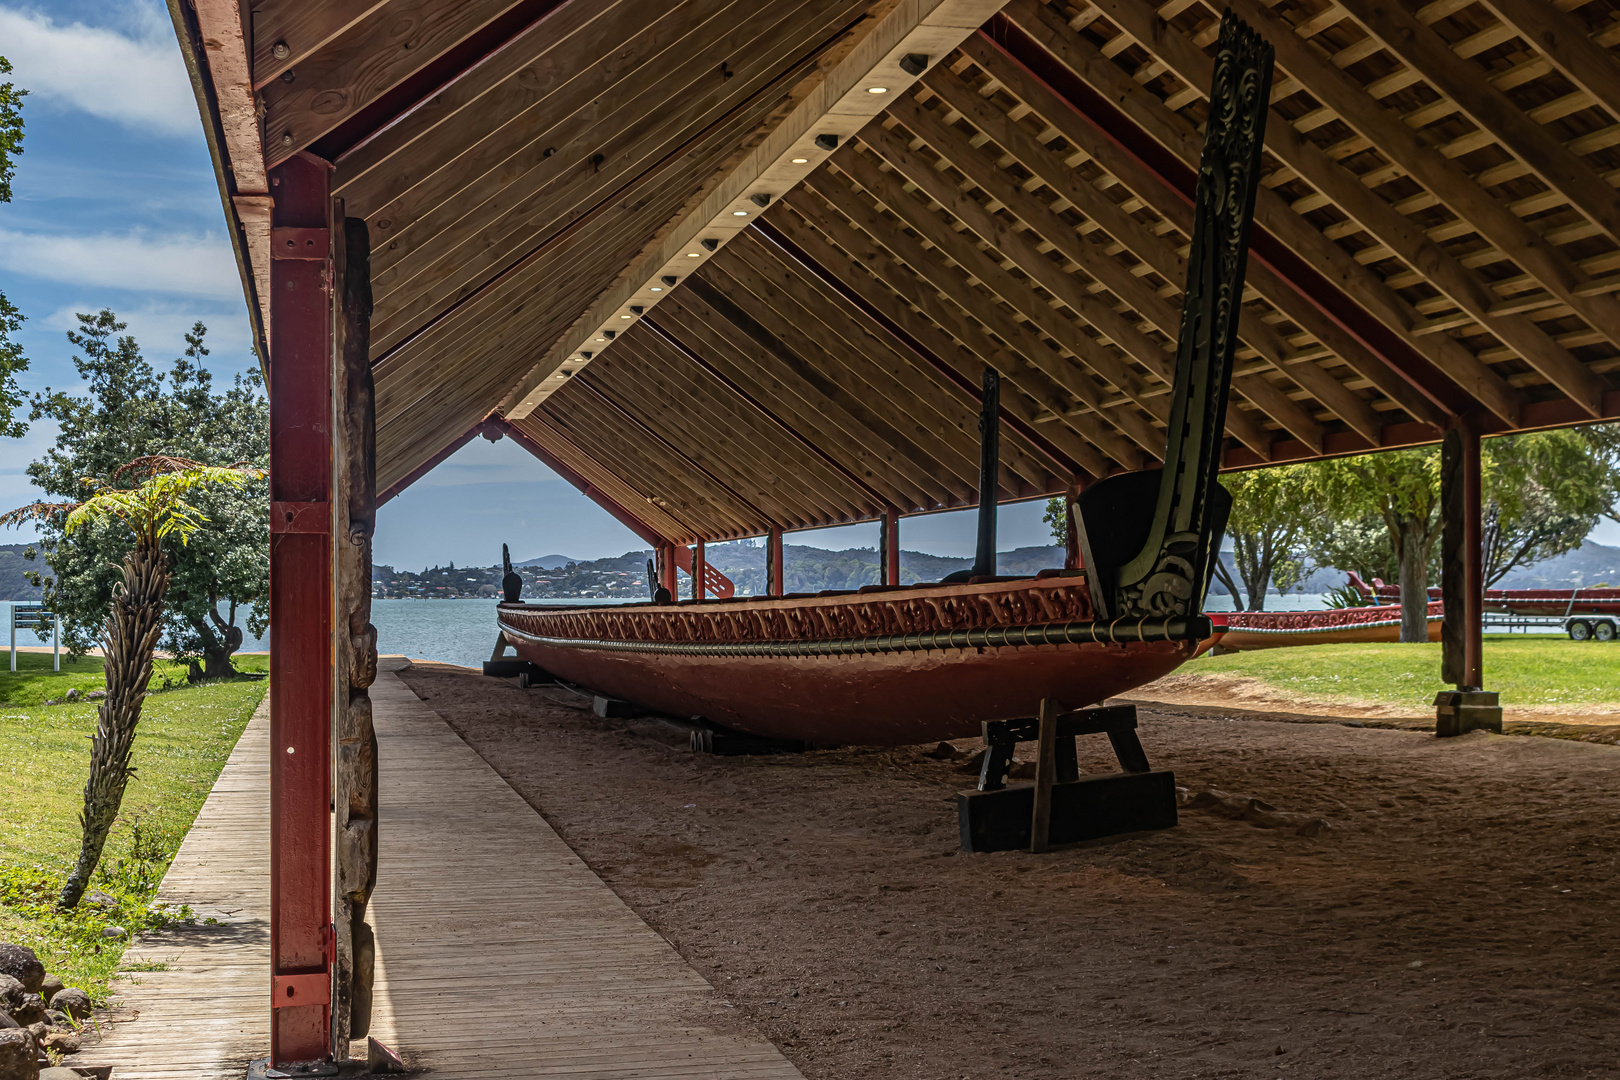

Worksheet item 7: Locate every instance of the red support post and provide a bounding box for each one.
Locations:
[1461,413,1485,691]
[267,154,333,1067]
[880,512,900,586]
[693,542,706,601]
[768,527,785,597]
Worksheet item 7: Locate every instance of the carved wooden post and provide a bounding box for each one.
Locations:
[1436,411,1500,736]
[768,527,785,597]
[331,212,379,1053]
[879,511,900,586]
[693,541,706,600]
[1063,480,1084,571]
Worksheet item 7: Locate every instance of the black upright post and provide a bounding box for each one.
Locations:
[973,368,999,579]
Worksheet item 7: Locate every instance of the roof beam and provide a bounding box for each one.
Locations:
[1477,0,1620,124]
[1084,0,1603,418]
[501,416,680,545]
[251,0,391,88]
[994,3,1508,423]
[503,0,1010,419]
[1208,0,1620,353]
[1335,0,1620,247]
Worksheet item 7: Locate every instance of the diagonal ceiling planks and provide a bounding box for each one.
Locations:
[179,0,1620,546]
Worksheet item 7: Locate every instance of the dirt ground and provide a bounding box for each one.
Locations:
[401,663,1620,1080]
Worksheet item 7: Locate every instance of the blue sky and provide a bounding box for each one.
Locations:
[0,0,1053,570]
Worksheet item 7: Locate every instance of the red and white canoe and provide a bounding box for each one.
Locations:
[1202,602,1443,652]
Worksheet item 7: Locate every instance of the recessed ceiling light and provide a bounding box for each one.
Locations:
[595,337,605,342]
[867,86,889,94]
[791,157,808,164]
[620,314,632,319]
[687,252,700,257]
[650,286,663,291]
[733,210,749,216]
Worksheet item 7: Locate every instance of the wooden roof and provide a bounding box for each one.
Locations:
[175,0,1620,544]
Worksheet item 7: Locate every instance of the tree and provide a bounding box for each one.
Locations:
[25,313,270,676]
[1314,448,1443,642]
[1214,466,1321,610]
[3,456,262,908]
[0,55,29,437]
[1480,426,1620,586]
[1043,496,1065,545]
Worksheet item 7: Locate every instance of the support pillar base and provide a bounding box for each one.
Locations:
[1434,690,1502,737]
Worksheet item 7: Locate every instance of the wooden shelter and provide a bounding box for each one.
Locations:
[168,0,1620,1068]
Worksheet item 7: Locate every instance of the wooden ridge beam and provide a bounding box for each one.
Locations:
[1082,0,1603,418]
[504,0,1011,419]
[1334,0,1620,247]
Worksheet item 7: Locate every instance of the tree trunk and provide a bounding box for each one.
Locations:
[59,542,171,908]
[1396,516,1430,643]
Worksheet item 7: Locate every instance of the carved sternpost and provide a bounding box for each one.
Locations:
[331,212,379,1055]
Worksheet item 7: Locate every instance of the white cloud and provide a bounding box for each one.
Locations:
[0,226,240,298]
[0,5,197,138]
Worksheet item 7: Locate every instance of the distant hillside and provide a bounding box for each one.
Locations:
[1495,540,1620,589]
[515,554,579,570]
[0,543,43,602]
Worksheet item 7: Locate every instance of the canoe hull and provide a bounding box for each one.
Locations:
[496,576,1202,744]
[1213,602,1443,651]
[506,635,1194,744]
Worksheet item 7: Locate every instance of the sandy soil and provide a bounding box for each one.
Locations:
[402,663,1620,1079]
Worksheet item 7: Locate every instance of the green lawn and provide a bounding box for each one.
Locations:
[0,651,267,1001]
[1194,635,1620,710]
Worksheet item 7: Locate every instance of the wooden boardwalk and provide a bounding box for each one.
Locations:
[82,663,803,1079]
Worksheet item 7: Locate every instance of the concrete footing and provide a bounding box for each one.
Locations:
[1434,690,1503,737]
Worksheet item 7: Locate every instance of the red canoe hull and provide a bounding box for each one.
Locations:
[496,576,1203,744]
[1212,602,1443,651]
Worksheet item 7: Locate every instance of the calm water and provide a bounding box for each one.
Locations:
[0,598,628,669]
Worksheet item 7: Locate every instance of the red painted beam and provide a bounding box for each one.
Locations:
[376,425,482,507]
[495,418,674,548]
[267,154,333,1067]
[981,16,1475,421]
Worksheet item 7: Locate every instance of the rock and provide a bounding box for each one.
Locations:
[39,1069,81,1080]
[33,981,59,1008]
[98,927,124,941]
[84,892,116,913]
[45,992,87,1023]
[0,1014,14,1030]
[85,691,105,701]
[63,689,78,702]
[0,1028,37,1079]
[38,1031,77,1055]
[0,946,44,994]
[7,999,39,1029]
[924,741,962,760]
[0,978,22,1012]
[41,700,58,707]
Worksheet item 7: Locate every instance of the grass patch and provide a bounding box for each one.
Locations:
[0,652,267,1001]
[1192,635,1620,710]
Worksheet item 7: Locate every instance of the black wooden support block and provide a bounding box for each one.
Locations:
[482,659,549,681]
[1434,690,1502,737]
[958,770,1178,852]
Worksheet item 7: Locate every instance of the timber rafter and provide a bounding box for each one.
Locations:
[181,0,1620,546]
